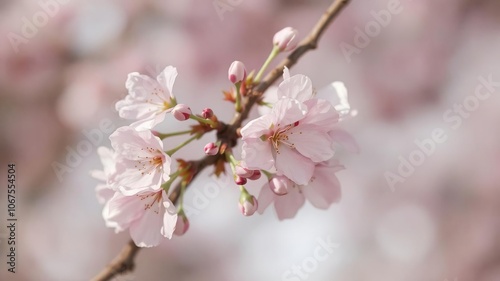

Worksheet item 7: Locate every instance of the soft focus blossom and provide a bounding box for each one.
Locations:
[174,211,189,236]
[258,162,343,220]
[91,146,119,204]
[103,189,178,247]
[201,108,214,119]
[273,27,298,52]
[268,175,289,195]
[115,66,178,130]
[109,126,171,195]
[228,61,246,84]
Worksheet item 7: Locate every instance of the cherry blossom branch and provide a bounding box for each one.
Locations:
[91,1,350,280]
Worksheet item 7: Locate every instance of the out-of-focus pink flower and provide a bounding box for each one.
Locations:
[235,164,254,178]
[109,126,171,195]
[103,189,177,247]
[228,61,246,84]
[172,104,191,121]
[247,170,261,181]
[258,162,343,220]
[273,27,298,52]
[235,176,247,186]
[116,66,178,130]
[241,98,337,185]
[239,195,258,216]
[204,142,219,155]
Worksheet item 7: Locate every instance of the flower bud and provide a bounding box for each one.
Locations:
[228,61,246,84]
[235,165,254,178]
[235,176,247,186]
[201,108,213,119]
[204,142,219,156]
[239,194,258,216]
[248,170,261,181]
[273,27,298,52]
[172,104,191,121]
[174,211,189,236]
[269,175,289,195]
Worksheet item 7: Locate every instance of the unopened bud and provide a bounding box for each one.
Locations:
[172,104,191,121]
[204,142,219,156]
[228,61,246,84]
[201,108,213,119]
[239,194,258,216]
[235,176,247,186]
[269,175,289,195]
[248,170,261,181]
[235,165,254,178]
[273,27,298,52]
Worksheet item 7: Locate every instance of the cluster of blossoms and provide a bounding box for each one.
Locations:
[92,27,356,247]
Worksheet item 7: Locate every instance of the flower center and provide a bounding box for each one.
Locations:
[138,191,163,213]
[268,121,300,154]
[134,148,164,175]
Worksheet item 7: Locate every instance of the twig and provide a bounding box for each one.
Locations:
[91,1,350,280]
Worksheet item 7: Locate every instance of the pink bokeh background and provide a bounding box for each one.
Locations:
[1,0,500,280]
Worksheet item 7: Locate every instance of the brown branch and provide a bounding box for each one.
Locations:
[91,1,350,280]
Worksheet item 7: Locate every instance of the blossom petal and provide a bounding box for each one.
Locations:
[317,81,353,118]
[257,183,275,214]
[156,66,178,98]
[288,126,335,163]
[242,139,274,170]
[129,204,164,247]
[274,145,314,185]
[161,199,178,239]
[300,98,339,131]
[105,192,145,232]
[241,114,273,139]
[277,70,313,102]
[329,128,359,153]
[271,98,307,127]
[273,187,305,220]
[303,165,341,209]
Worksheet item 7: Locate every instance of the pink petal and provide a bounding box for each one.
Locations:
[274,187,305,220]
[277,74,313,102]
[300,98,339,131]
[242,139,274,171]
[329,128,359,153]
[271,98,307,128]
[241,114,273,139]
[274,145,314,185]
[257,183,275,214]
[302,165,341,209]
[161,199,178,239]
[156,66,178,98]
[288,126,335,163]
[105,192,145,232]
[129,205,164,247]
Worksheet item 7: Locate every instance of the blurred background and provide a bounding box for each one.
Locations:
[1,0,500,280]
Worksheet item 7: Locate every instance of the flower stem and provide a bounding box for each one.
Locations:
[254,46,280,83]
[190,114,217,127]
[161,170,182,192]
[261,169,274,179]
[234,82,242,112]
[156,130,193,140]
[166,134,201,156]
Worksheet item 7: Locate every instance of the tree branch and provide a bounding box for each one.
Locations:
[91,1,350,280]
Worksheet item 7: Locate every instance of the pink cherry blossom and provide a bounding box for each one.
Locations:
[258,162,344,220]
[103,189,177,247]
[115,66,178,130]
[109,126,171,195]
[241,98,337,185]
[273,27,298,52]
[91,146,119,204]
[239,195,258,216]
